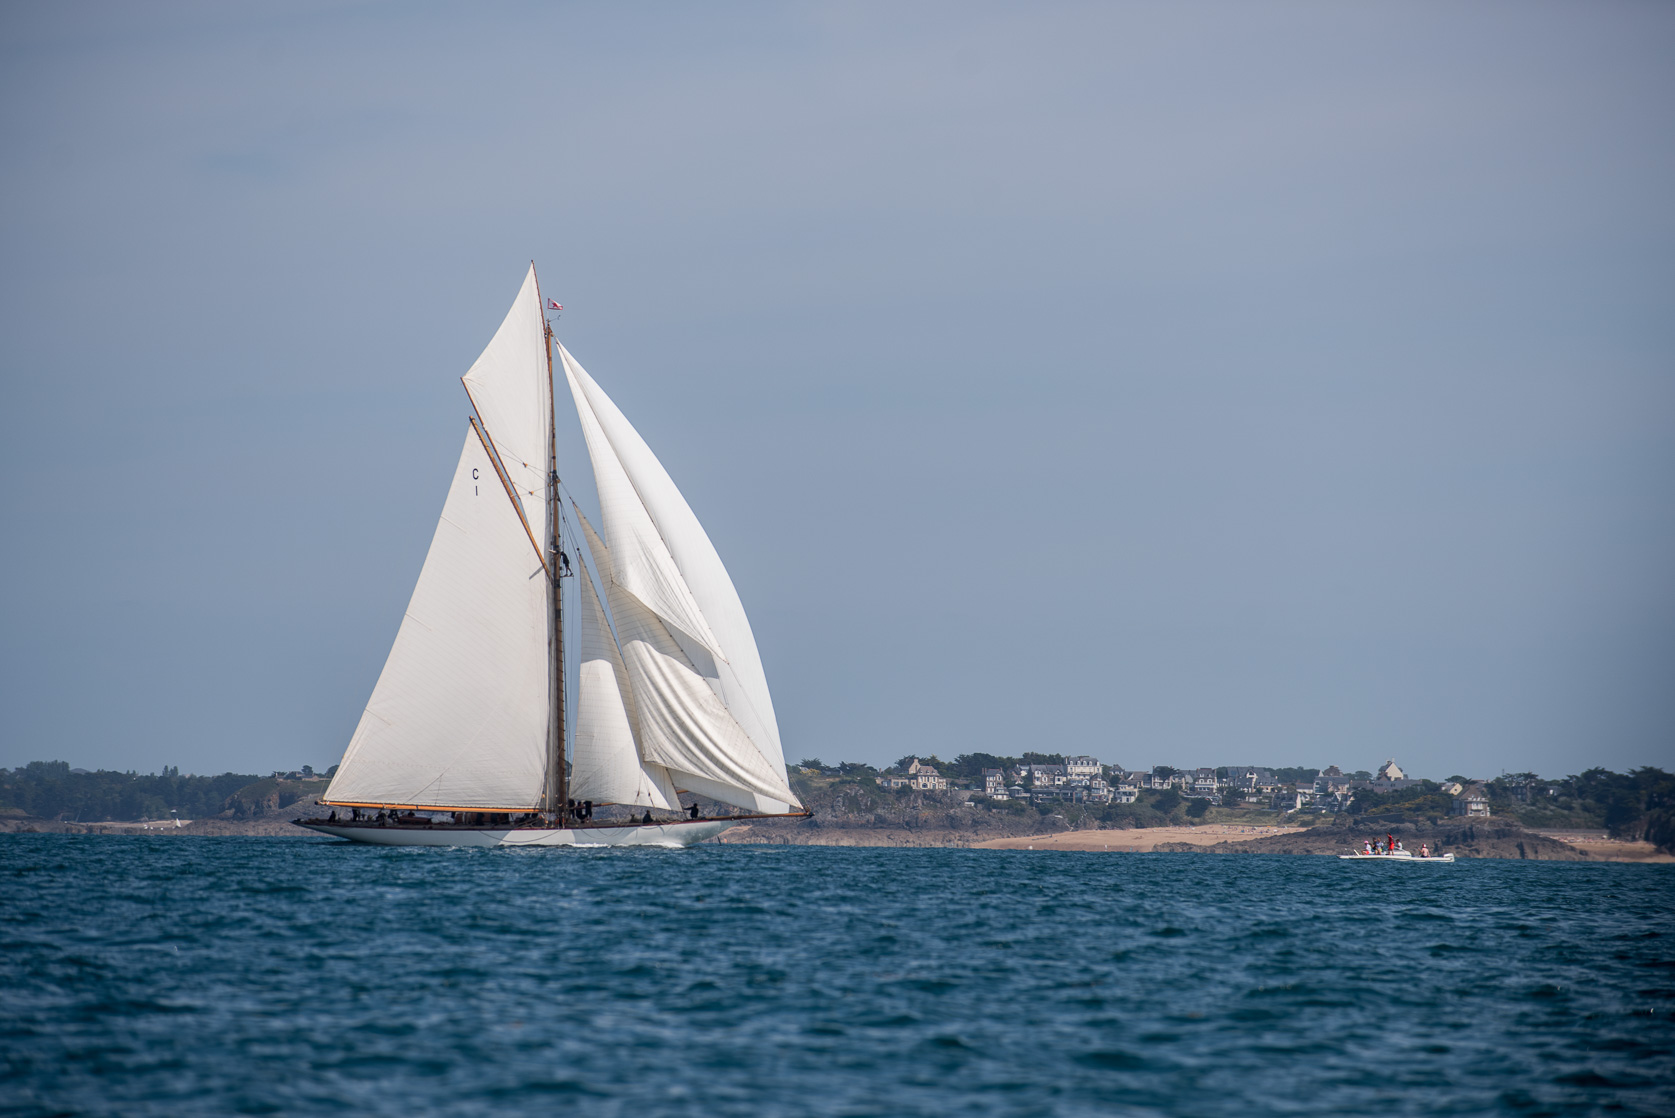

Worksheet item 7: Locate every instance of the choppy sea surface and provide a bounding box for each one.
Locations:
[2,836,1672,1117]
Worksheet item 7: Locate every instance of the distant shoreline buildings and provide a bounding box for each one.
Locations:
[853,756,1495,818]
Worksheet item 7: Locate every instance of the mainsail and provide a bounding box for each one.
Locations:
[323,426,550,809]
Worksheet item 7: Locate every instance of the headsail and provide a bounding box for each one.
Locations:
[561,350,799,812]
[570,540,682,810]
[565,353,722,660]
[323,428,550,809]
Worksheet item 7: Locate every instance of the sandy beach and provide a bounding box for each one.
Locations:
[1539,837,1674,863]
[974,825,1305,852]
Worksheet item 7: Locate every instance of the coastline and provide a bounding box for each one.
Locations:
[4,815,1668,863]
[972,825,1304,852]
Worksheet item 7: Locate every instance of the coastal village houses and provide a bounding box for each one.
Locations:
[865,755,1470,818]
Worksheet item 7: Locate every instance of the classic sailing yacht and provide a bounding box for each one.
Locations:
[297,265,806,847]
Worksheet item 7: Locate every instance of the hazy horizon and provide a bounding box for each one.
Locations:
[2,3,1671,782]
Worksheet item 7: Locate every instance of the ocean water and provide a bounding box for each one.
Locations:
[1,836,1671,1117]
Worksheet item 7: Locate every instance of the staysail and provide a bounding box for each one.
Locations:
[561,349,799,812]
[323,427,551,809]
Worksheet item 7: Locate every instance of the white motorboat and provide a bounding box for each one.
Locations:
[1338,850,1455,862]
[296,265,807,848]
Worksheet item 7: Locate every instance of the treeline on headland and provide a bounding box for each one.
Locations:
[0,761,333,823]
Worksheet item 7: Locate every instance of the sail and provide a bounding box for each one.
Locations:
[576,507,794,812]
[324,427,550,809]
[565,353,722,660]
[570,545,681,809]
[561,347,792,796]
[609,583,799,808]
[461,264,550,539]
[561,362,798,812]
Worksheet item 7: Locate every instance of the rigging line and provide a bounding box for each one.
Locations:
[470,416,550,577]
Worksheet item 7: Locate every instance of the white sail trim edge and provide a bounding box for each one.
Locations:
[325,428,550,809]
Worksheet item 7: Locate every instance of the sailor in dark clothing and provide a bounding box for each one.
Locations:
[642,810,654,825]
[689,802,700,819]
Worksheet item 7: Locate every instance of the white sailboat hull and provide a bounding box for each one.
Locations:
[296,818,738,848]
[1338,851,1456,862]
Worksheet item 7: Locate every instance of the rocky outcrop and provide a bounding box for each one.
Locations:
[220,778,330,820]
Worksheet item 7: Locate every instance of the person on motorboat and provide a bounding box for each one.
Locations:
[1419,843,1430,858]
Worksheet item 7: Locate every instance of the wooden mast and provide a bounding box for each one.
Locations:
[542,281,567,824]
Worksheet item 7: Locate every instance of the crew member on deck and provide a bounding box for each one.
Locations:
[689,802,700,820]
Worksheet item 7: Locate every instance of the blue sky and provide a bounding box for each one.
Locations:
[1,2,1671,781]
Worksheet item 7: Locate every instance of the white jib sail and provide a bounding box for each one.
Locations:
[563,371,799,812]
[561,346,793,808]
[570,545,681,810]
[563,353,722,661]
[324,427,550,809]
[461,264,551,541]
